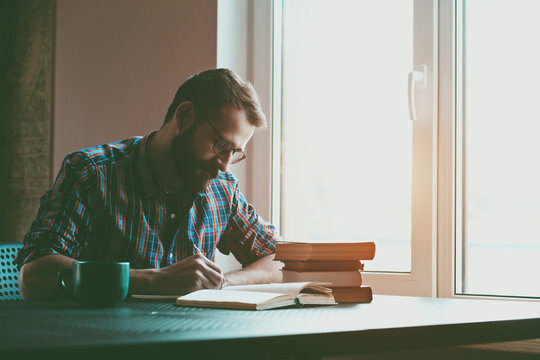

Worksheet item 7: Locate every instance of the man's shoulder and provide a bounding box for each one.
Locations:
[69,136,143,168]
[207,171,239,193]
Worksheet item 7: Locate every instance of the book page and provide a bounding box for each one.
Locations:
[131,282,331,301]
[177,289,291,305]
[223,282,316,296]
[130,294,178,300]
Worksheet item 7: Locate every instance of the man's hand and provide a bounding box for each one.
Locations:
[19,254,76,300]
[20,253,225,300]
[20,252,281,299]
[145,253,225,295]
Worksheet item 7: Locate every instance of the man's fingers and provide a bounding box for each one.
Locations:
[195,253,223,275]
[193,266,223,289]
[162,253,225,293]
[191,255,224,289]
[194,268,223,290]
[201,262,225,288]
[180,253,222,274]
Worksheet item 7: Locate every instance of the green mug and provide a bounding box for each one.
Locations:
[57,261,130,307]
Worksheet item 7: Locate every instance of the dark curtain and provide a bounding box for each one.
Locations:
[0,0,55,243]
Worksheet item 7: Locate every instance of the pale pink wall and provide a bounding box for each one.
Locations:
[54,0,217,174]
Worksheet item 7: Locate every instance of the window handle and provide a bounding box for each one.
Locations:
[408,64,428,121]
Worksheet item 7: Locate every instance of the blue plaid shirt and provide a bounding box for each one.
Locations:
[15,134,278,269]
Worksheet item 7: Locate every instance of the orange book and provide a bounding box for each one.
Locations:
[282,270,362,287]
[275,242,375,261]
[329,286,373,303]
[281,260,364,272]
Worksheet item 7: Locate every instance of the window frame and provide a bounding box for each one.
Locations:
[268,0,439,297]
[437,0,540,301]
[235,0,540,300]
[216,0,275,224]
[438,0,457,298]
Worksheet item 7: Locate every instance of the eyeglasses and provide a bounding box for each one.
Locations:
[206,120,247,164]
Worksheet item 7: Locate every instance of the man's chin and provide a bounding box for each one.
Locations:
[188,168,218,193]
[202,172,220,184]
[198,166,219,180]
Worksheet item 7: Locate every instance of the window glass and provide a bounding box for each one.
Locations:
[459,0,540,296]
[280,0,413,272]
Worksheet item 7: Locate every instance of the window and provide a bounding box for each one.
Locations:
[280,0,414,273]
[228,0,540,299]
[266,0,540,299]
[274,0,437,296]
[456,0,540,298]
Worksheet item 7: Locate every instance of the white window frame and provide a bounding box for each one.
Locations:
[267,0,439,297]
[359,0,438,297]
[217,0,275,224]
[438,0,457,299]
[222,0,538,299]
[437,0,540,302]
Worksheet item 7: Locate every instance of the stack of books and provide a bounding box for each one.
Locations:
[274,242,376,303]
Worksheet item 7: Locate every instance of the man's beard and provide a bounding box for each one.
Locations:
[170,127,219,194]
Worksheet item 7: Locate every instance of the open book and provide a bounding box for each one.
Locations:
[176,282,336,310]
[132,282,336,310]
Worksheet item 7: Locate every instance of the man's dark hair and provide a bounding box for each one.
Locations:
[163,68,266,127]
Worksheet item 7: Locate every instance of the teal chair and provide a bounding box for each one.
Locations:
[0,243,23,301]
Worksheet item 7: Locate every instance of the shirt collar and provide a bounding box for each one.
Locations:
[137,131,162,199]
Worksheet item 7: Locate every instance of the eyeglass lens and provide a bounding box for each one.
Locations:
[213,140,246,164]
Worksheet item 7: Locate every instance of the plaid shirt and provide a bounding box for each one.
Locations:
[15,134,278,269]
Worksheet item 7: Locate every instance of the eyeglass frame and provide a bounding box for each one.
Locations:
[205,120,247,164]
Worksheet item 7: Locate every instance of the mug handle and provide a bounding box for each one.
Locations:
[57,268,72,293]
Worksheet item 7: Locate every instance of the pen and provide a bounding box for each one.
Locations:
[192,241,224,288]
[192,241,202,255]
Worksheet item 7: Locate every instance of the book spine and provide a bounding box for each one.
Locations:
[329,286,373,303]
[281,260,364,272]
[282,270,362,287]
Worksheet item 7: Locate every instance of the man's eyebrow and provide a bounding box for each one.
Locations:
[225,136,243,151]
[222,135,243,151]
[208,121,243,150]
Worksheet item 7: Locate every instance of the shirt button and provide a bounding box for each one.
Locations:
[170,213,176,219]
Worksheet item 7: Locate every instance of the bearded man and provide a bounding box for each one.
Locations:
[15,69,282,300]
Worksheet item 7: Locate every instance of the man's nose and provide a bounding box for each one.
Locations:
[214,152,233,172]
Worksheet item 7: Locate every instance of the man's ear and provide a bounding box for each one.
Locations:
[174,101,195,134]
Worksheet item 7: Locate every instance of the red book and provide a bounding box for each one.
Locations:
[275,242,375,261]
[281,260,364,272]
[282,270,362,287]
[329,286,373,303]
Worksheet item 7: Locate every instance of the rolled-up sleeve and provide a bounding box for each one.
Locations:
[217,183,279,266]
[15,152,95,269]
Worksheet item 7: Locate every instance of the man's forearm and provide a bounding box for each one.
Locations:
[128,268,159,294]
[19,252,269,299]
[19,254,76,300]
[224,254,283,287]
[20,255,159,299]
